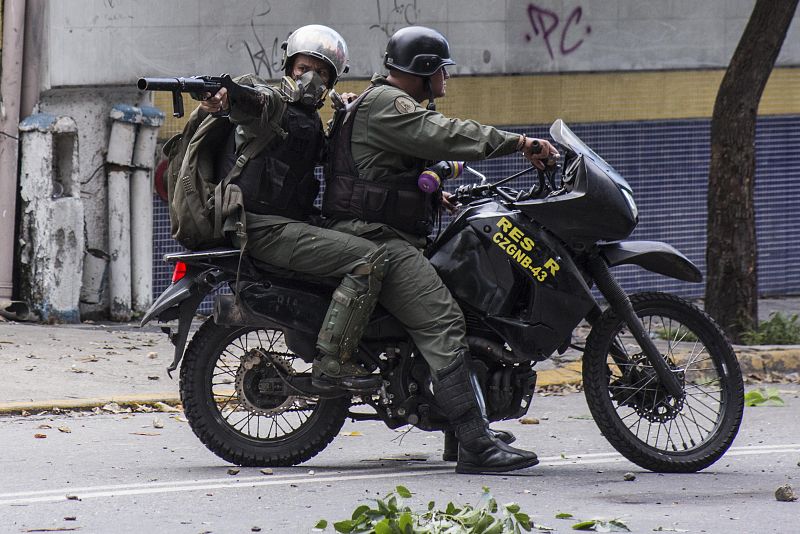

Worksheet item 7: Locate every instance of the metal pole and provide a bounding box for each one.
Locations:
[0,0,27,299]
[106,104,141,322]
[130,106,164,313]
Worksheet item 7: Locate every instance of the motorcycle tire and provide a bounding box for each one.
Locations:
[583,292,744,473]
[180,318,350,467]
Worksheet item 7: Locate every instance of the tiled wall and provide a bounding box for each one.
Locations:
[152,114,800,310]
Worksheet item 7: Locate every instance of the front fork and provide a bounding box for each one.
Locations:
[585,253,684,399]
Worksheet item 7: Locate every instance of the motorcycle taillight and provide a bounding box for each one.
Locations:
[171,261,187,283]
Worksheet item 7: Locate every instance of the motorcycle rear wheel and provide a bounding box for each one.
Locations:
[583,292,744,473]
[180,318,350,467]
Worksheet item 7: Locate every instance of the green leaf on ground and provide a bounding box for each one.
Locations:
[316,486,541,533]
[572,518,631,532]
[333,519,355,533]
[745,388,785,407]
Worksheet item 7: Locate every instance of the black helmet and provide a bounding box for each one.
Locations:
[383,26,455,77]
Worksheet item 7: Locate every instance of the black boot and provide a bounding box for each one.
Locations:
[311,354,382,391]
[434,353,538,474]
[442,429,516,462]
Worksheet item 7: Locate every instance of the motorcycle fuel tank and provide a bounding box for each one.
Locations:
[430,201,597,359]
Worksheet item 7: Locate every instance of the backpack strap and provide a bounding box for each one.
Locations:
[212,97,289,240]
[213,97,289,303]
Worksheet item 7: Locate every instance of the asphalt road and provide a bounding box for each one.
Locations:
[2,386,798,533]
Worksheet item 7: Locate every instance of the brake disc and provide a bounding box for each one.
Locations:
[612,352,685,423]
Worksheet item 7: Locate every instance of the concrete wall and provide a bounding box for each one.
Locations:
[34,88,143,318]
[18,114,84,322]
[43,0,800,89]
[15,0,799,319]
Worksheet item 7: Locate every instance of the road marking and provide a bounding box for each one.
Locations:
[0,468,452,506]
[2,443,798,506]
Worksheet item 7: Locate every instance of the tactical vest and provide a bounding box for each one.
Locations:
[217,102,323,221]
[323,87,439,236]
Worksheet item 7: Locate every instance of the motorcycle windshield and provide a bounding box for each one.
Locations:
[549,119,632,192]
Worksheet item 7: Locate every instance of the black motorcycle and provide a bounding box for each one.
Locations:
[142,119,743,473]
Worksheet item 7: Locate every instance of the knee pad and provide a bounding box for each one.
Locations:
[316,244,387,360]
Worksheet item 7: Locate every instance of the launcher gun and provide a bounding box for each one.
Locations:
[136,74,260,118]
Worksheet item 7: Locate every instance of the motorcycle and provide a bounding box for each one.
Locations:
[142,119,744,473]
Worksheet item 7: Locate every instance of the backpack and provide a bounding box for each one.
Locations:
[162,78,287,250]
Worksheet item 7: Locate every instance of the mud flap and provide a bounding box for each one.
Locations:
[165,290,207,377]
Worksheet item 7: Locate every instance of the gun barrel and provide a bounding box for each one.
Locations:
[136,76,221,93]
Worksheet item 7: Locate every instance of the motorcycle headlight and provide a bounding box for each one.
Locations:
[621,188,638,221]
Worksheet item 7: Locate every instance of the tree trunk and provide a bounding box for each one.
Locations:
[706,0,798,342]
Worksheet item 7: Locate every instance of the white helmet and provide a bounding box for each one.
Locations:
[281,25,349,87]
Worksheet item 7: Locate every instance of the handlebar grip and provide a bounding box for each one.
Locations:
[530,140,542,155]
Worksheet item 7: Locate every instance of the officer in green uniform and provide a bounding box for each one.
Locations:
[200,25,385,390]
[321,26,559,474]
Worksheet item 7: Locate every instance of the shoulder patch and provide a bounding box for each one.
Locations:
[394,96,418,114]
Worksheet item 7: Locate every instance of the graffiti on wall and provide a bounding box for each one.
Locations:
[525,3,591,60]
[370,0,421,37]
[229,9,285,79]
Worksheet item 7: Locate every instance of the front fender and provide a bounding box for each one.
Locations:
[600,240,702,283]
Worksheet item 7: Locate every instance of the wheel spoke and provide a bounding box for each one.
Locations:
[589,296,743,465]
[202,327,324,442]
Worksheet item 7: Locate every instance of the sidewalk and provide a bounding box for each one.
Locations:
[0,298,798,414]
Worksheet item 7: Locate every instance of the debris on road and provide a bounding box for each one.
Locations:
[775,483,797,502]
[154,401,181,413]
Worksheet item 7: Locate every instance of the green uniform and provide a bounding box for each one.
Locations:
[229,83,377,279]
[229,79,383,362]
[327,74,522,370]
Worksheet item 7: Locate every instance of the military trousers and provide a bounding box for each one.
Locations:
[327,220,468,371]
[237,213,379,282]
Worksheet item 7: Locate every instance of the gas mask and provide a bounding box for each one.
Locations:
[279,70,329,108]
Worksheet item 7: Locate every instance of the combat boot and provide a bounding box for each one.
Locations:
[434,352,538,474]
[442,428,516,462]
[312,353,381,391]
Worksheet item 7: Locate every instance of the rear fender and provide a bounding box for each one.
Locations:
[140,266,225,376]
[600,241,702,283]
[140,275,196,326]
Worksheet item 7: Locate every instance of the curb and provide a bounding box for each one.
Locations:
[534,347,800,388]
[733,347,800,376]
[0,393,181,415]
[0,348,797,415]
[537,362,582,387]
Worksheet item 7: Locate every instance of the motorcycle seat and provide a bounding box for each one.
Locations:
[165,248,340,287]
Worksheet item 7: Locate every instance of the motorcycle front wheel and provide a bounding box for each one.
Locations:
[583,292,744,473]
[180,318,350,467]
